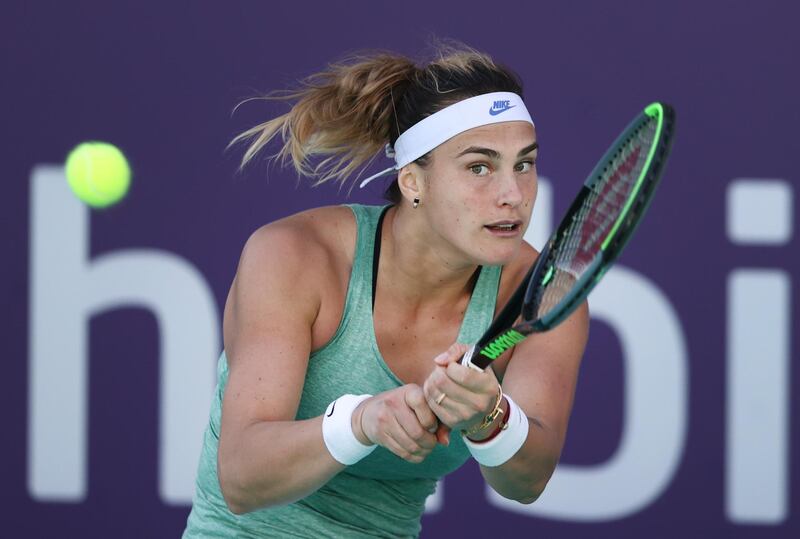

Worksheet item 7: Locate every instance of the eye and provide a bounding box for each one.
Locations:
[469,163,491,176]
[515,160,536,173]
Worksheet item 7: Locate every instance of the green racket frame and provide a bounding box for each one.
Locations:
[462,103,676,371]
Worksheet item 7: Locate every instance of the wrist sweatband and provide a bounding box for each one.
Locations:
[322,394,376,465]
[462,394,529,467]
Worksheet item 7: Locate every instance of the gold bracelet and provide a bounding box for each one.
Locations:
[462,385,504,436]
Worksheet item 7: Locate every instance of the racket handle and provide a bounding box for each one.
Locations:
[459,344,485,372]
[436,344,487,446]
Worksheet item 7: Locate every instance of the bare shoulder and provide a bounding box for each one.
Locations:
[233,206,356,297]
[241,205,356,268]
[510,240,538,281]
[498,239,589,430]
[496,240,539,309]
[225,205,357,354]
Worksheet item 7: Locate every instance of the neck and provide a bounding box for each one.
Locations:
[378,205,479,310]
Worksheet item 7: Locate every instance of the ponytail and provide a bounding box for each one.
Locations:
[232,43,524,193]
[231,53,418,186]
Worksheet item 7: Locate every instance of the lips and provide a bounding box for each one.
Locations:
[484,220,523,233]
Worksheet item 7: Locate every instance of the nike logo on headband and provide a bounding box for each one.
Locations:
[489,100,516,116]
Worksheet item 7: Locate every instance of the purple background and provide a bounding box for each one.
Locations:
[3,1,798,537]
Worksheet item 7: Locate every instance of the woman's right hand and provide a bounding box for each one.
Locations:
[352,385,446,463]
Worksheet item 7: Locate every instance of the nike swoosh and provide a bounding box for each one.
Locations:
[489,105,516,116]
[326,400,336,417]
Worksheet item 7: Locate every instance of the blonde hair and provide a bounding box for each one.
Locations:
[231,43,523,190]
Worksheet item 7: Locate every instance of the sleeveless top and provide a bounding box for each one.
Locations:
[183,204,502,538]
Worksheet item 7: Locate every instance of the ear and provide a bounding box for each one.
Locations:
[396,164,424,205]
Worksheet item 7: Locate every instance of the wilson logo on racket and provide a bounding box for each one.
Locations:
[479,329,526,360]
[489,100,515,116]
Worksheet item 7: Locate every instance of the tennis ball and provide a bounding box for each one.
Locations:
[65,141,131,208]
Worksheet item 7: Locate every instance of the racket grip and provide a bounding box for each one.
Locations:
[459,344,485,372]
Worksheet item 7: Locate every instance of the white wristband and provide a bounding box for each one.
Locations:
[322,394,376,465]
[462,394,529,467]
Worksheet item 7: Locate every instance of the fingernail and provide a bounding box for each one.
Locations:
[434,352,447,363]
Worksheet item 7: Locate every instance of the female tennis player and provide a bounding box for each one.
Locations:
[183,44,588,538]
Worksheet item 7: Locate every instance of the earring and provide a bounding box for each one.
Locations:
[413,197,420,209]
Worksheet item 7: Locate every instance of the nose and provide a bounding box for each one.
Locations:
[497,171,524,208]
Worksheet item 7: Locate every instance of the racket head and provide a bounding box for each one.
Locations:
[522,102,676,330]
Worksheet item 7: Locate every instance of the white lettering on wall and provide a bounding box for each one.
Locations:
[28,166,219,505]
[725,178,793,523]
[25,169,794,522]
[524,176,552,251]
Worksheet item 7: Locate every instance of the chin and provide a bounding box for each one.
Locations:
[471,245,520,267]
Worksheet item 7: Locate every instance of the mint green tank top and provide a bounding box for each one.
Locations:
[183,204,501,538]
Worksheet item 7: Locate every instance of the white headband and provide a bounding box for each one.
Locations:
[359,92,534,188]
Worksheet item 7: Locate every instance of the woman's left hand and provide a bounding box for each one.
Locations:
[423,343,501,441]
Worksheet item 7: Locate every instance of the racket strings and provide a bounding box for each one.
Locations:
[577,120,657,251]
[582,146,642,248]
[535,119,658,320]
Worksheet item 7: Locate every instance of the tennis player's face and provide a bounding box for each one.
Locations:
[422,121,538,266]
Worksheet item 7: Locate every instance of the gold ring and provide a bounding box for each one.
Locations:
[435,393,446,405]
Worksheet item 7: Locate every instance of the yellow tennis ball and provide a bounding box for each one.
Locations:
[65,142,131,208]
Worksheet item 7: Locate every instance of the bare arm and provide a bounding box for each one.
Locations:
[217,222,343,513]
[423,303,588,503]
[217,214,442,514]
[478,303,589,502]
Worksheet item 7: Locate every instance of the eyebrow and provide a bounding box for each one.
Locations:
[456,142,539,159]
[518,142,539,156]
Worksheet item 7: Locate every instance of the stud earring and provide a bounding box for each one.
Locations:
[413,197,420,209]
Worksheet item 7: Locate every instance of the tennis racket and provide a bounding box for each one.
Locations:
[461,102,676,371]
